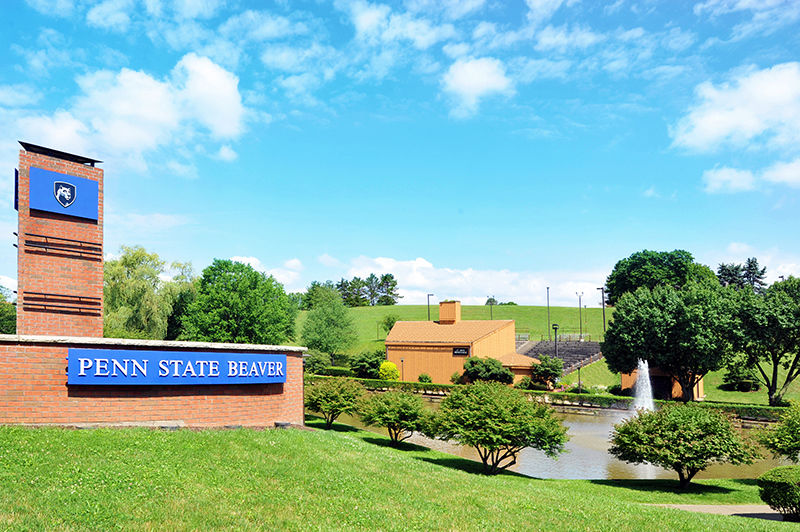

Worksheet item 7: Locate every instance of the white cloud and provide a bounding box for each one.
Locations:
[284,258,303,271]
[442,43,470,58]
[535,25,604,52]
[166,160,198,179]
[382,13,456,49]
[643,186,659,198]
[25,0,75,17]
[86,0,134,32]
[672,62,800,152]
[216,145,237,161]
[0,85,42,107]
[405,0,486,19]
[219,10,308,41]
[0,275,16,294]
[345,255,607,306]
[230,256,303,290]
[761,158,800,187]
[16,54,245,171]
[702,167,756,193]
[174,0,223,20]
[318,253,343,267]
[511,57,571,82]
[442,57,513,117]
[694,0,800,40]
[526,0,568,26]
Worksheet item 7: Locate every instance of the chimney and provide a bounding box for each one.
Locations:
[439,301,461,325]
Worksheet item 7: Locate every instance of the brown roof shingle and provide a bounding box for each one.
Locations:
[385,320,513,345]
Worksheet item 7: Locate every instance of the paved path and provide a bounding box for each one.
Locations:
[651,504,782,521]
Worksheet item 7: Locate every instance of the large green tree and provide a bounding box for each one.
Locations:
[0,286,15,334]
[181,259,297,344]
[301,293,357,355]
[717,257,767,293]
[604,249,717,305]
[733,277,800,406]
[301,281,340,310]
[427,382,567,474]
[602,283,737,401]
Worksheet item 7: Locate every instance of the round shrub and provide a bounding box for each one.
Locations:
[304,350,332,374]
[417,373,432,383]
[378,361,399,381]
[758,466,800,521]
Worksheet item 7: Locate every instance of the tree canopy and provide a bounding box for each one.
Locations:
[610,403,758,488]
[181,259,297,344]
[0,286,15,334]
[760,403,800,463]
[360,391,426,445]
[427,382,567,474]
[462,357,514,384]
[305,377,364,429]
[336,273,401,307]
[717,257,767,293]
[604,249,717,305]
[602,283,736,401]
[301,292,357,355]
[732,277,800,405]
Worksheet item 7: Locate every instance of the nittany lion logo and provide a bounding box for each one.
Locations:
[53,181,76,208]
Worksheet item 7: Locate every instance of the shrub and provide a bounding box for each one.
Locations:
[381,314,400,334]
[317,366,353,377]
[758,466,800,521]
[304,350,332,374]
[515,376,547,391]
[722,363,761,392]
[350,349,385,379]
[462,357,513,384]
[359,391,426,445]
[610,403,759,488]
[607,384,631,397]
[378,361,399,381]
[450,372,464,385]
[760,403,800,462]
[530,355,563,386]
[418,373,432,384]
[426,382,567,474]
[305,377,364,429]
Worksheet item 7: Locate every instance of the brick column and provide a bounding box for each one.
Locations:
[16,146,104,336]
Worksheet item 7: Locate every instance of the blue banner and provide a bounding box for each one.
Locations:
[67,349,287,386]
[29,166,99,221]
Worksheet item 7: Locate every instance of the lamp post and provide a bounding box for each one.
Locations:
[427,293,434,321]
[400,358,404,381]
[597,287,606,334]
[488,295,495,319]
[552,323,559,360]
[546,286,551,341]
[576,292,583,340]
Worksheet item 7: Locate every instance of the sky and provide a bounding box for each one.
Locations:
[1,0,799,307]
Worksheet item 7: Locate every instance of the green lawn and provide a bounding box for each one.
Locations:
[296,304,611,355]
[0,423,794,531]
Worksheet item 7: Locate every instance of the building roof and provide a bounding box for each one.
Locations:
[385,320,513,345]
[497,352,539,368]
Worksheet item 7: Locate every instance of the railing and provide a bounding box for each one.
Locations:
[21,291,102,315]
[18,232,102,260]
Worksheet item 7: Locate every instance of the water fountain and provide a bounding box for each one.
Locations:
[632,358,655,412]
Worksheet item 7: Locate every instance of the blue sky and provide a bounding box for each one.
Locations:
[1,0,799,306]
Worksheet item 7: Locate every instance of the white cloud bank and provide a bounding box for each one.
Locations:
[442,57,513,117]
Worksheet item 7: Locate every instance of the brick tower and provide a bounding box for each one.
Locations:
[15,142,104,336]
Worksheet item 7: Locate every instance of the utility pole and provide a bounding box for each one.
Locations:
[427,293,434,321]
[576,292,583,339]
[547,286,551,341]
[488,295,494,319]
[597,287,606,334]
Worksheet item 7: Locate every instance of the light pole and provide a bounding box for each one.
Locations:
[427,293,434,321]
[546,286,551,341]
[488,295,495,319]
[552,323,559,360]
[400,358,404,381]
[597,287,606,334]
[576,292,583,340]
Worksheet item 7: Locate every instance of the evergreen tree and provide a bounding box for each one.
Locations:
[377,273,401,305]
[717,263,745,289]
[743,257,767,294]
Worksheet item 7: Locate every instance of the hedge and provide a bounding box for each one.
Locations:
[306,375,455,394]
[758,466,800,521]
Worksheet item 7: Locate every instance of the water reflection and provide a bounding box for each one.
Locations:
[330,406,788,480]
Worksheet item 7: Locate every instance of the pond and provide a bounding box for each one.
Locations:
[331,405,788,480]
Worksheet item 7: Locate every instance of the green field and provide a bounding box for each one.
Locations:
[0,423,794,531]
[296,304,611,355]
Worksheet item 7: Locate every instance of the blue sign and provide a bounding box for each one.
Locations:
[29,166,99,221]
[67,349,287,386]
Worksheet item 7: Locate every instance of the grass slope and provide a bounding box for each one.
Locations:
[296,304,610,355]
[0,423,794,531]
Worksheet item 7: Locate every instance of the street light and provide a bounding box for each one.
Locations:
[546,286,551,341]
[427,293,434,321]
[597,287,606,333]
[576,292,583,340]
[400,358,404,381]
[552,323,559,360]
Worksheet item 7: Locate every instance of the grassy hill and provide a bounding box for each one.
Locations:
[295,304,611,355]
[0,422,792,530]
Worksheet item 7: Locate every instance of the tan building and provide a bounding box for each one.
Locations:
[385,301,526,384]
[621,367,705,401]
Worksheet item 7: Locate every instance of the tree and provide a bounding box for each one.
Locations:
[530,355,563,387]
[104,245,172,339]
[365,273,380,306]
[301,294,357,355]
[717,262,746,289]
[0,286,15,334]
[602,283,736,401]
[377,274,401,305]
[717,257,767,293]
[162,262,197,341]
[610,403,758,488]
[427,382,567,474]
[604,249,717,305]
[485,297,498,306]
[760,403,800,463]
[381,313,400,334]
[462,357,514,384]
[349,349,385,379]
[733,278,800,406]
[305,378,364,429]
[302,281,340,310]
[304,350,333,374]
[181,259,297,344]
[378,361,400,381]
[359,391,426,445]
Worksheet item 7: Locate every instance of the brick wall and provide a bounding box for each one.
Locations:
[0,340,304,427]
[16,149,104,336]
